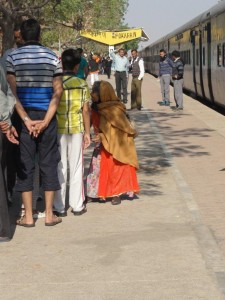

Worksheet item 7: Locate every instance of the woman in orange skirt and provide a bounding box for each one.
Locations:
[86,81,139,205]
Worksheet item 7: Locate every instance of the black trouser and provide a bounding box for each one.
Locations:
[105,67,111,79]
[15,110,61,192]
[115,71,127,102]
[0,133,11,238]
[1,135,17,198]
[1,112,18,200]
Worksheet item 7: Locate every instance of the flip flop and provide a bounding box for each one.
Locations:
[99,199,106,204]
[16,216,35,227]
[0,237,11,243]
[45,215,62,227]
[111,196,121,205]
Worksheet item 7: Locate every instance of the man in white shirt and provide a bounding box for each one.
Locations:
[130,49,145,110]
[110,48,128,103]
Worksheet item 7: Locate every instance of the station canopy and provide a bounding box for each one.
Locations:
[79,28,149,46]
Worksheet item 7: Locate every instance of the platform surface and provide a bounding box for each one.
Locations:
[1,73,225,299]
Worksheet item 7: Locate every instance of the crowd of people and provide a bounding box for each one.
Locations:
[0,18,185,243]
[159,49,185,110]
[0,19,140,241]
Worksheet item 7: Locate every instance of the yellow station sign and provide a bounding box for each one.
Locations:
[80,28,148,46]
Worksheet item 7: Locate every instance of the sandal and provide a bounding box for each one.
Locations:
[111,196,121,205]
[99,198,106,204]
[45,215,62,227]
[18,207,25,217]
[16,215,35,227]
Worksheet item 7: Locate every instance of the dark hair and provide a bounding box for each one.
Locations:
[62,48,81,70]
[20,19,40,42]
[14,23,21,32]
[160,49,166,53]
[172,50,180,58]
[92,81,101,94]
[131,49,137,53]
[77,48,83,54]
[91,81,101,110]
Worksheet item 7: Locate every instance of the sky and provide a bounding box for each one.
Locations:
[124,0,219,48]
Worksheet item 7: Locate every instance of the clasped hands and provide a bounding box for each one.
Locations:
[24,119,48,138]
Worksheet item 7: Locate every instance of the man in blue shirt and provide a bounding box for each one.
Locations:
[110,48,128,103]
[159,49,174,106]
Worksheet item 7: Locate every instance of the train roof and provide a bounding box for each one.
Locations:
[144,1,225,49]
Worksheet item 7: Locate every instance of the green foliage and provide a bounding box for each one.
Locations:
[0,0,129,53]
[42,0,129,51]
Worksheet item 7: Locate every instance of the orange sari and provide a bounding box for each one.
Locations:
[91,108,139,199]
[98,147,139,198]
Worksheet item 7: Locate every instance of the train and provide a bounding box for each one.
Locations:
[140,1,225,107]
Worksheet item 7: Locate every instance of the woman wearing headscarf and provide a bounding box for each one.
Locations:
[86,80,139,205]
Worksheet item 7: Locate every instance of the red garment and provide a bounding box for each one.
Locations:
[98,147,140,198]
[91,109,140,198]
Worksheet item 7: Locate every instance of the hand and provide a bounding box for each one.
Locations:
[0,121,11,134]
[6,126,19,144]
[24,119,43,136]
[83,132,91,149]
[33,120,48,137]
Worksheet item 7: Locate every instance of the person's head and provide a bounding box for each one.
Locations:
[62,48,81,71]
[14,24,23,47]
[77,48,83,55]
[171,50,180,60]
[91,81,119,104]
[131,49,138,59]
[91,81,101,103]
[118,48,125,57]
[20,19,40,42]
[92,53,98,60]
[159,49,166,58]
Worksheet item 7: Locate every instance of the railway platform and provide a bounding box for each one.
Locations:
[1,73,225,299]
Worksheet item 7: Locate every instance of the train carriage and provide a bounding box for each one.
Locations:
[141,1,225,107]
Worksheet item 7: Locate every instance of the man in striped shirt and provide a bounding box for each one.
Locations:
[7,19,63,227]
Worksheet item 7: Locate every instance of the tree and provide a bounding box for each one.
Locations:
[49,0,129,51]
[0,0,59,53]
[0,0,129,54]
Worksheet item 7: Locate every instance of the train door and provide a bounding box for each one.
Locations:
[199,29,206,98]
[192,27,202,97]
[201,22,214,102]
[206,23,214,102]
[190,30,197,96]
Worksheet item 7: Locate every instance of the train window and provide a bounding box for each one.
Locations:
[203,47,205,66]
[217,44,222,67]
[196,49,199,65]
[223,44,225,67]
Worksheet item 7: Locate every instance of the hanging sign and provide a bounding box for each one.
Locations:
[80,28,148,46]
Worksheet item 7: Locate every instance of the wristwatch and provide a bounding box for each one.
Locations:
[23,116,29,123]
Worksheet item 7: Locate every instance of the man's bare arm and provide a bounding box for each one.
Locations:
[82,101,91,149]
